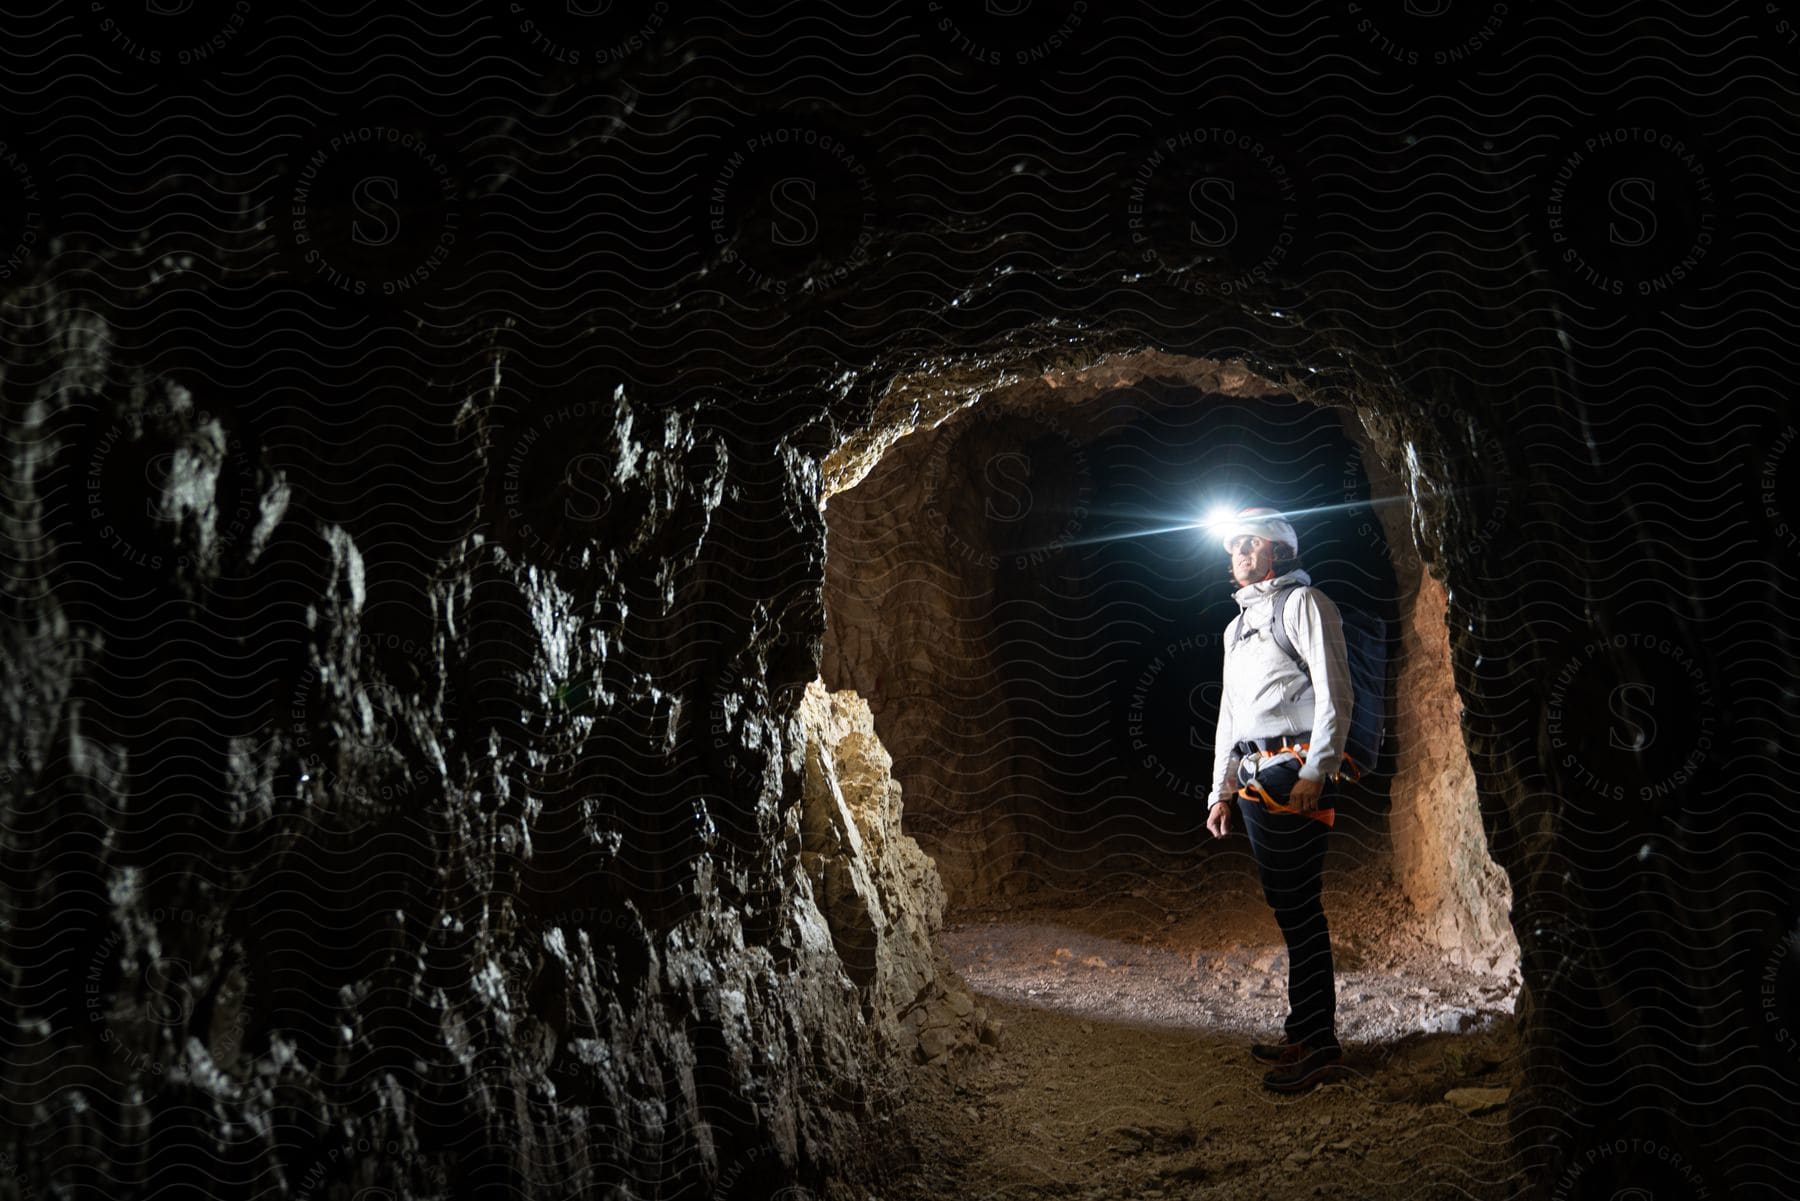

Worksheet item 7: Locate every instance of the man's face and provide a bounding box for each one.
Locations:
[1227,534,1274,586]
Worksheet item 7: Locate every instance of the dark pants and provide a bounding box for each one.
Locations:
[1236,759,1339,1052]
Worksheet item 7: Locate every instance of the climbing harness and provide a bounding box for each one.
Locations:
[1234,739,1362,814]
[1235,741,1314,814]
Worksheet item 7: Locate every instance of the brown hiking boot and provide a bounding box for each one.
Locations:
[1250,1040,1299,1063]
[1261,1043,1345,1093]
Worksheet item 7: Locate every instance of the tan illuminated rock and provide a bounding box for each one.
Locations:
[798,679,990,1065]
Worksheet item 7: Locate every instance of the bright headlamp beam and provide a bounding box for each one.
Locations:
[1021,496,1414,554]
[1055,520,1219,550]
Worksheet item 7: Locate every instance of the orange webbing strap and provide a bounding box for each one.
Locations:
[1235,741,1351,816]
[1276,741,1363,783]
[1236,777,1291,812]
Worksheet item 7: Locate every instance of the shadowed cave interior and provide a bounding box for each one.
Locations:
[806,359,1526,1195]
[4,11,1795,1199]
[0,299,1763,1201]
[825,380,1403,889]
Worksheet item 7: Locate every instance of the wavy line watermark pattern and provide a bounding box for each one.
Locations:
[0,135,44,284]
[1343,406,1515,573]
[1540,120,1719,308]
[276,117,462,311]
[1120,631,1229,805]
[919,406,1095,572]
[84,905,255,1079]
[701,120,881,301]
[1542,633,1718,816]
[491,0,676,67]
[1126,126,1305,296]
[1335,0,1513,86]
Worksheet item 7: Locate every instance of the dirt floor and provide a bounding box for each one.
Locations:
[876,826,1527,1200]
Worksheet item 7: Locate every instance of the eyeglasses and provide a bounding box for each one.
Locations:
[1225,535,1269,554]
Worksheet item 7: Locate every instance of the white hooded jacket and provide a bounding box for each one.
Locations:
[1208,568,1354,806]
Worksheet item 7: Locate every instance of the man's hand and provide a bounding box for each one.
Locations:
[1207,800,1231,839]
[1288,776,1325,813]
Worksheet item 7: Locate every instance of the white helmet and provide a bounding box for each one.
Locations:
[1219,505,1298,556]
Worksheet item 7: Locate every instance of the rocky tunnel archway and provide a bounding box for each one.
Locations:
[2,17,1787,1192]
[818,349,1516,980]
[0,256,1774,1200]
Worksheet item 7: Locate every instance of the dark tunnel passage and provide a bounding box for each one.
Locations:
[814,360,1527,1193]
[822,362,1514,950]
[826,382,1401,877]
[7,9,1800,1200]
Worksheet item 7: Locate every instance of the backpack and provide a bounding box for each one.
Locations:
[1269,583,1390,778]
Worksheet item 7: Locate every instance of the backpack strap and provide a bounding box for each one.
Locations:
[1270,584,1309,676]
[1270,584,1366,784]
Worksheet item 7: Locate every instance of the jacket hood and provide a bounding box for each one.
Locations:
[1233,567,1312,612]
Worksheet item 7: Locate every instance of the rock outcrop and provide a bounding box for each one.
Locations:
[1351,431,1517,974]
[797,680,997,1065]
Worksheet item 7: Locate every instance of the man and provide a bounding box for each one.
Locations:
[1205,505,1353,1093]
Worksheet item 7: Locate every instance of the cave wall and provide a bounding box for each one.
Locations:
[1387,570,1517,973]
[0,306,972,1197]
[2,8,1796,1201]
[1349,417,1517,973]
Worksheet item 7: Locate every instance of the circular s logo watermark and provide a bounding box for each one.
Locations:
[292,1138,444,1201]
[141,954,197,1026]
[81,0,257,80]
[918,0,1091,82]
[1549,1135,1711,1201]
[1603,682,1656,753]
[497,398,625,569]
[492,0,677,67]
[716,1139,812,1201]
[0,132,48,286]
[562,452,615,522]
[1754,912,1800,1070]
[1336,0,1512,88]
[1125,123,1308,297]
[1542,631,1718,818]
[1118,630,1228,805]
[919,406,1094,571]
[700,673,807,806]
[1758,420,1799,557]
[696,116,884,304]
[288,628,460,832]
[1538,109,1721,310]
[1761,1,1800,62]
[43,385,263,587]
[273,107,465,314]
[84,906,256,1078]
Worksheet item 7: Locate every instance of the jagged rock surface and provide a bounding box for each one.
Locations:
[797,680,995,1065]
[0,295,923,1200]
[0,17,1793,1201]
